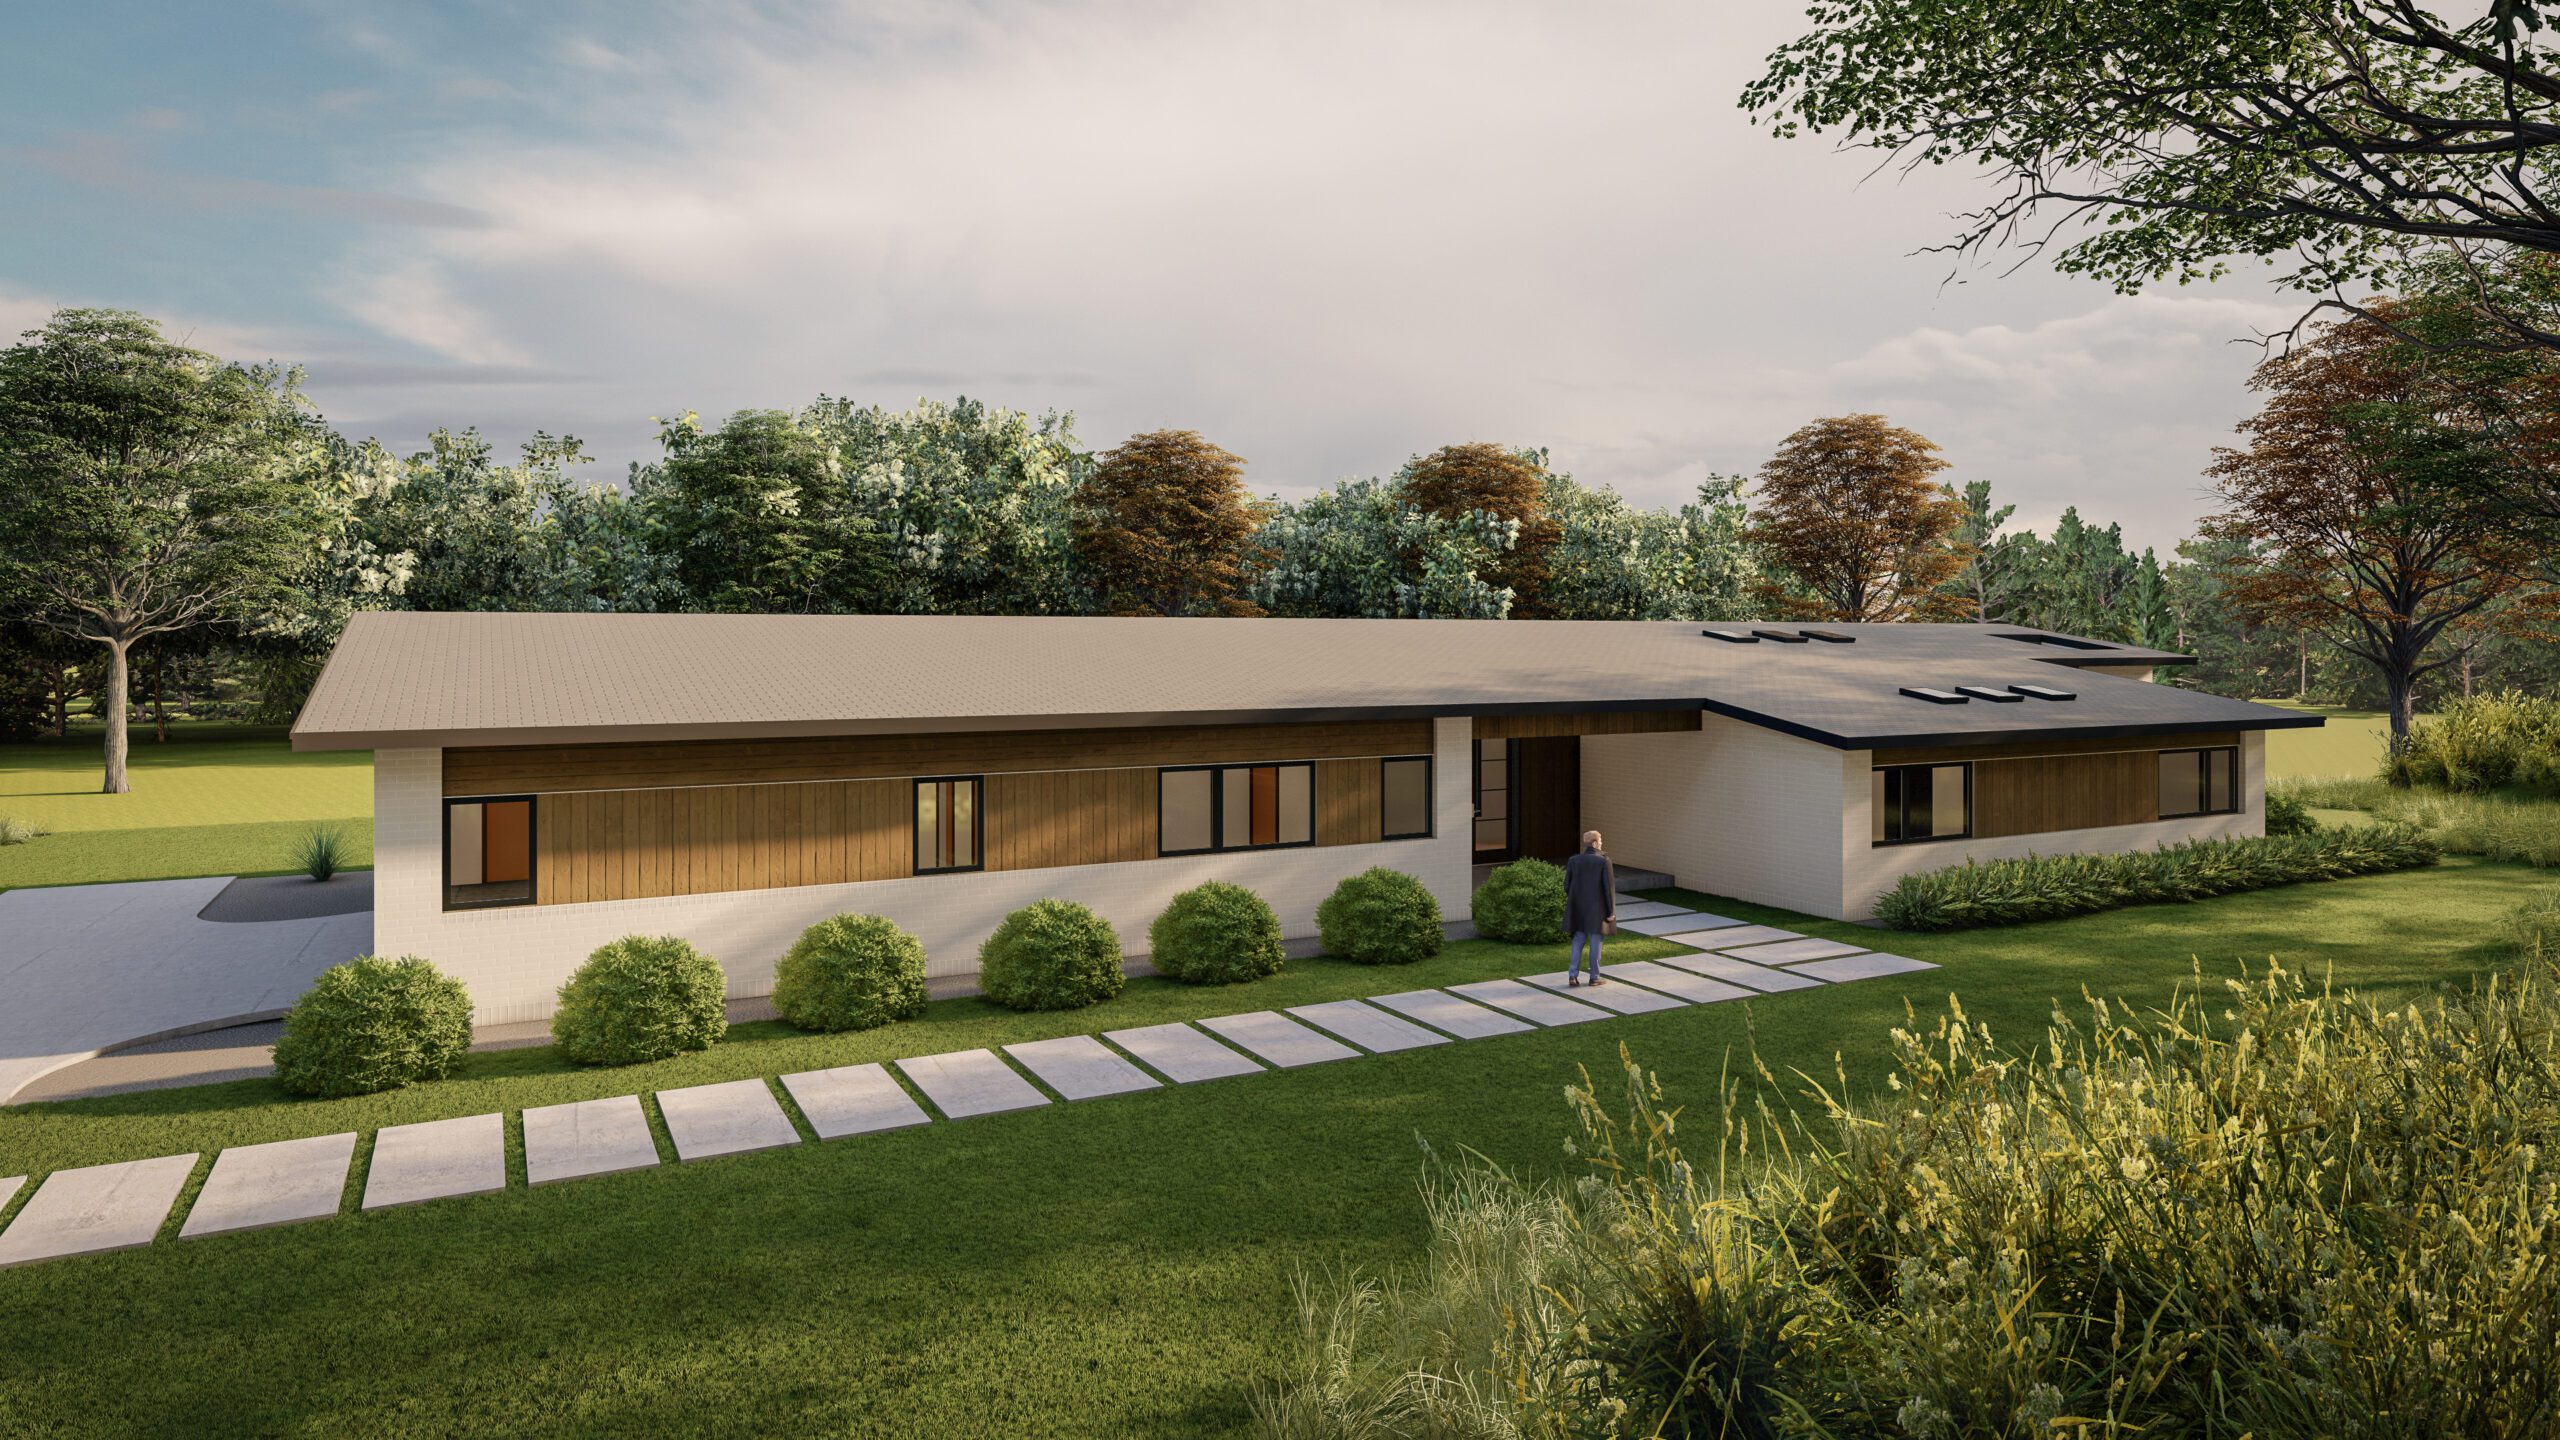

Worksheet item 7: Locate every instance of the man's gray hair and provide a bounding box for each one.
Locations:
[1582,830,1602,850]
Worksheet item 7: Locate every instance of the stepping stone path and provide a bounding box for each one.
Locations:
[782,1063,932,1139]
[1658,953,1824,993]
[0,1154,197,1268]
[1722,938,1870,966]
[182,1132,356,1238]
[1004,1036,1161,1100]
[898,1049,1050,1118]
[1448,979,1611,1027]
[1105,1023,1265,1083]
[524,1096,660,1185]
[1520,972,1689,1015]
[1370,988,1532,1039]
[1286,1000,1450,1054]
[657,1079,800,1162]
[365,1113,506,1210]
[1200,1011,1359,1068]
[0,892,1961,1267]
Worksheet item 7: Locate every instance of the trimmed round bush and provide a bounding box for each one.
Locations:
[1317,867,1443,965]
[1149,881,1286,985]
[552,934,729,1065]
[979,899,1127,1011]
[1472,858,1566,943]
[271,955,473,1098]
[772,913,929,1032]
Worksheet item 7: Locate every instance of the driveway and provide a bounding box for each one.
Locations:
[0,875,371,1104]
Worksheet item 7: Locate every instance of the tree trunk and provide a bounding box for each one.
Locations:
[101,639,131,794]
[2297,633,2308,701]
[52,666,68,738]
[2384,667,2417,742]
[2462,644,2475,698]
[152,651,167,742]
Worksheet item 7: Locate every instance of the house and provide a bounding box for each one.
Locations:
[292,612,2319,1023]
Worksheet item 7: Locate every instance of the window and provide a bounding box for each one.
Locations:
[1159,763,1314,854]
[2157,747,2240,819]
[445,796,535,909]
[1472,740,1513,854]
[1381,756,1433,840]
[914,776,982,873]
[1871,764,1970,845]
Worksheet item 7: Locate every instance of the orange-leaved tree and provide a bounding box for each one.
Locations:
[1070,429,1267,617]
[1398,443,1562,618]
[1748,414,1967,620]
[2207,301,2555,741]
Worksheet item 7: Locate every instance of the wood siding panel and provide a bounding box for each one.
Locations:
[1315,758,1381,847]
[1470,711,1699,741]
[1874,731,2240,768]
[447,718,1436,795]
[1973,752,2159,839]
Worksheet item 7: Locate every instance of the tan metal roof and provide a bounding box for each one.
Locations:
[291,611,2315,752]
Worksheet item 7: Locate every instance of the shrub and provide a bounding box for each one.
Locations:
[551,935,728,1064]
[1875,825,2440,931]
[979,899,1126,1011]
[2389,690,2560,795]
[771,913,928,1032]
[271,955,473,1098]
[1316,867,1443,964]
[0,815,37,846]
[1472,858,1565,943]
[2510,886,2560,961]
[295,823,347,881]
[1148,881,1285,985]
[1267,966,2560,1435]
[2273,777,2560,869]
[2262,789,2319,836]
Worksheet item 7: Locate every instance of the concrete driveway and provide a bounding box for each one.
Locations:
[0,876,371,1104]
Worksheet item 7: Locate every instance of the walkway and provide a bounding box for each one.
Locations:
[0,897,1935,1268]
[0,876,372,1105]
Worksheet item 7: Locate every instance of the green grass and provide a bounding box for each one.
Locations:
[0,724,370,889]
[2258,701,2397,780]
[0,859,2534,1438]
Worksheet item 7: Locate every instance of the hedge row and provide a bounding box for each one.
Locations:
[1876,825,2441,932]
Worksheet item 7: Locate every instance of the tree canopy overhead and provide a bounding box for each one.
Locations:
[1070,429,1266,618]
[1743,0,2560,349]
[1750,413,1968,622]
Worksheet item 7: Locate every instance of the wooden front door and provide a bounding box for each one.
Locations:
[1512,736,1582,861]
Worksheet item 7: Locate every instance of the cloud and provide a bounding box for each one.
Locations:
[17,133,490,229]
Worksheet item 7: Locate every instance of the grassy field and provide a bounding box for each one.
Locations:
[0,724,371,890]
[2258,701,2395,780]
[0,858,2534,1438]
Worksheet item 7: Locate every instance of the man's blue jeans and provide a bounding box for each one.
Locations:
[1568,930,1604,981]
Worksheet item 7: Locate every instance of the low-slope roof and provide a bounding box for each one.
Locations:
[290,611,2318,753]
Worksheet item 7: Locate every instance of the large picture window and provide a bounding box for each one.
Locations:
[1159,762,1315,855]
[1872,763,1970,845]
[914,776,983,873]
[2157,747,2240,819]
[1381,755,1433,840]
[445,796,535,909]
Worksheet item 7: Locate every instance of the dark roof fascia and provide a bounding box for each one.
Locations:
[2034,652,2198,669]
[1695,694,2327,752]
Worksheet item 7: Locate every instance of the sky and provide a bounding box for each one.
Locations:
[0,0,2311,553]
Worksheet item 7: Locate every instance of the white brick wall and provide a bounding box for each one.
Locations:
[372,718,1476,1025]
[1579,716,1855,919]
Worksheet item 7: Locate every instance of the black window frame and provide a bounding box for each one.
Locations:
[1870,762,1974,846]
[442,793,539,911]
[2157,746,2242,819]
[1380,754,1435,841]
[911,774,986,875]
[1156,761,1319,856]
[1471,738,1519,857]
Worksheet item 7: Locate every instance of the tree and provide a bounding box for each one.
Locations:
[1749,414,1968,621]
[1253,476,1517,619]
[1397,444,1562,617]
[1540,473,1759,621]
[1935,479,2043,622]
[636,410,894,614]
[1743,0,2560,352]
[0,310,324,792]
[356,429,555,614]
[1070,430,1266,617]
[2207,302,2554,737]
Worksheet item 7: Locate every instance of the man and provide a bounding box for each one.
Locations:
[1562,829,1615,987]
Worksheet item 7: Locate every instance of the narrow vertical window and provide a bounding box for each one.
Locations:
[914,777,982,873]
[1160,769,1214,854]
[1381,756,1433,840]
[445,795,535,908]
[2158,748,2239,818]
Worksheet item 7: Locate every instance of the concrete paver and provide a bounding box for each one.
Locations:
[1103,1023,1265,1083]
[1720,938,1869,966]
[1285,1000,1450,1054]
[656,1079,801,1161]
[1199,1011,1360,1068]
[1656,954,1825,993]
[781,1063,932,1138]
[0,1153,197,1268]
[364,1113,506,1209]
[1791,952,1939,983]
[1369,988,1534,1039]
[1681,924,1807,950]
[1518,972,1689,1014]
[1447,979,1612,1027]
[1004,1036,1162,1100]
[181,1132,356,1238]
[0,1176,20,1213]
[1608,900,1693,922]
[523,1095,661,1184]
[897,1049,1051,1118]
[1619,912,1744,937]
[1596,960,1754,1004]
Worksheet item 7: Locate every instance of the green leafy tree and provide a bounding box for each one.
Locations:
[1399,444,1562,617]
[1070,429,1267,616]
[1936,479,2045,622]
[0,309,325,791]
[357,429,559,613]
[1540,473,1759,621]
[635,409,894,614]
[1254,475,1517,618]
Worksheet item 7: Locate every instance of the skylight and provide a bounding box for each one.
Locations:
[1700,628,1758,643]
[1992,631,2114,651]
[1750,628,1809,643]
[1797,629,1855,643]
[1954,685,2025,704]
[2009,683,2077,701]
[1899,686,1968,705]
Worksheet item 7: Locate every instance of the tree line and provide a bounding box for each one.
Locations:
[0,304,2551,791]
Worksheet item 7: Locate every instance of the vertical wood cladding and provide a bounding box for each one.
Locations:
[1970,752,2159,838]
[984,768,1155,873]
[1316,758,1382,846]
[538,778,914,905]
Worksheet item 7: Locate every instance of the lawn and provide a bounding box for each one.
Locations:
[0,857,2535,1439]
[0,724,371,890]
[2258,700,2395,779]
